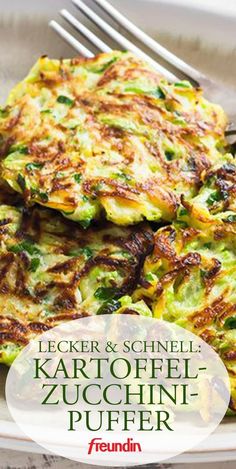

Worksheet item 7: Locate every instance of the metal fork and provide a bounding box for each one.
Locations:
[49,0,236,136]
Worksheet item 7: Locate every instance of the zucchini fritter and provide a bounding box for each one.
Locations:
[0,51,228,226]
[0,204,153,365]
[177,161,236,231]
[134,224,236,412]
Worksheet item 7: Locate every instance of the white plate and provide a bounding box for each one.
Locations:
[0,0,236,463]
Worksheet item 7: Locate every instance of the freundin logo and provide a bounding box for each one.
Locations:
[88,438,142,455]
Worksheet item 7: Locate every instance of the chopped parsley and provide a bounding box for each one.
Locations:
[26,162,44,171]
[165,150,175,161]
[224,316,236,330]
[79,219,91,229]
[145,272,155,282]
[29,258,40,272]
[57,95,74,106]
[39,192,49,203]
[124,86,165,100]
[74,173,82,183]
[9,239,41,256]
[225,215,236,223]
[8,145,28,155]
[179,207,188,216]
[94,287,117,301]
[203,242,212,249]
[200,269,207,280]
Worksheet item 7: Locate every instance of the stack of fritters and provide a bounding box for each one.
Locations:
[0,51,235,411]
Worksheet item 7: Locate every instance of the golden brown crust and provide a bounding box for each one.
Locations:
[0,52,228,226]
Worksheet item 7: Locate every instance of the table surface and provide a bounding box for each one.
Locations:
[0,451,236,469]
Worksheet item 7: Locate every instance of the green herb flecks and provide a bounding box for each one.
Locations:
[206,191,227,206]
[57,95,74,106]
[29,258,40,272]
[200,269,207,281]
[31,188,49,203]
[8,145,29,155]
[97,299,121,315]
[68,247,93,259]
[174,81,192,89]
[165,150,175,161]
[116,171,132,182]
[9,239,41,256]
[124,85,165,100]
[224,316,236,330]
[17,174,26,192]
[26,162,44,171]
[39,192,49,203]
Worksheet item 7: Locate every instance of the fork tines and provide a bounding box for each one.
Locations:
[49,0,236,131]
[50,0,177,82]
